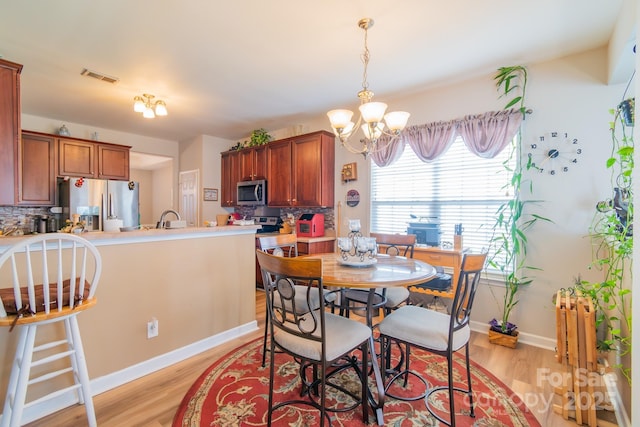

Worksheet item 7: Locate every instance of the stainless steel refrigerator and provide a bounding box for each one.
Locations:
[58,178,140,231]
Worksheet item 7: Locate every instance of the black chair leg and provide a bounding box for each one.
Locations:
[447,353,456,427]
[465,343,475,417]
[261,309,269,367]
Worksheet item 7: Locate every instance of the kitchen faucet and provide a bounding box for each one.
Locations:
[156,209,181,229]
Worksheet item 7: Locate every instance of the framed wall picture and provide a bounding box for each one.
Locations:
[203,188,218,201]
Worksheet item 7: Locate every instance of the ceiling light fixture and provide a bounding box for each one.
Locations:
[133,94,168,119]
[327,18,410,157]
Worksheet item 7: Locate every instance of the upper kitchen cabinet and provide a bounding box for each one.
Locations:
[267,131,335,207]
[18,131,56,205]
[0,59,23,205]
[239,145,267,181]
[97,143,130,180]
[58,136,130,180]
[58,138,95,177]
[221,150,240,207]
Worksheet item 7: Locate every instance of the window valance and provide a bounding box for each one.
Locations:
[371,109,524,167]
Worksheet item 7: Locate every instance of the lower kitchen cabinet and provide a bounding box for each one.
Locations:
[297,239,335,255]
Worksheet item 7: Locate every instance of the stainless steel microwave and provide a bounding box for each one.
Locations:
[237,179,267,205]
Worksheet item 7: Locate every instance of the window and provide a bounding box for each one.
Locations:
[370,136,515,270]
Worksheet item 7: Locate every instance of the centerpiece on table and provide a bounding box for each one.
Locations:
[337,219,377,267]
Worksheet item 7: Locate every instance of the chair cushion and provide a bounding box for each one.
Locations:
[381,287,410,308]
[378,305,469,352]
[0,279,89,317]
[274,312,372,362]
[273,286,336,314]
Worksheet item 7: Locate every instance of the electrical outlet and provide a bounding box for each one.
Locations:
[147,318,158,339]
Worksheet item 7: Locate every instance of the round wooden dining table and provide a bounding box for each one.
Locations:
[304,252,436,426]
[307,252,437,289]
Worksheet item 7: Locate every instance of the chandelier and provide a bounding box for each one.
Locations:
[133,94,168,119]
[327,18,410,157]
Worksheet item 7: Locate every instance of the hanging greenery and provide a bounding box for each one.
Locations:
[577,94,633,384]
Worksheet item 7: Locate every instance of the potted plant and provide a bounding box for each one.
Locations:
[575,98,633,383]
[230,128,273,150]
[487,66,551,347]
[248,128,273,147]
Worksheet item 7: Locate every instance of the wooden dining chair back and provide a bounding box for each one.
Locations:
[257,233,298,366]
[370,232,416,257]
[378,252,487,427]
[256,249,372,426]
[0,234,102,427]
[344,233,417,317]
[257,233,298,257]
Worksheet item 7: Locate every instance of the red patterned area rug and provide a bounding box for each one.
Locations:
[173,338,541,426]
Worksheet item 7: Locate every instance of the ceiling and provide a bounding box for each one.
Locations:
[0,1,634,143]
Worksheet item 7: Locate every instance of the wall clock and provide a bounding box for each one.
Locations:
[527,131,582,175]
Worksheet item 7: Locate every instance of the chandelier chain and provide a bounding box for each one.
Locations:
[361,25,370,94]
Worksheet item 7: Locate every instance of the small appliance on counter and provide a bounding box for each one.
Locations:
[406,215,441,246]
[297,213,325,237]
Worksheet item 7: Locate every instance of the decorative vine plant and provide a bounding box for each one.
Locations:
[488,66,550,335]
[578,96,633,383]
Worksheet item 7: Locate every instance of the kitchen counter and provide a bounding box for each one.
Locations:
[295,234,336,244]
[255,231,335,243]
[0,225,260,251]
[0,225,258,421]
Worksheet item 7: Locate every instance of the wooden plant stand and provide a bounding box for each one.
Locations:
[487,328,519,348]
[554,291,615,426]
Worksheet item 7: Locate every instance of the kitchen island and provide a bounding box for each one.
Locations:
[0,226,259,424]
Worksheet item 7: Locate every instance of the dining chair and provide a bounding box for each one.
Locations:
[256,250,372,426]
[0,234,102,427]
[342,233,417,318]
[257,233,298,366]
[377,252,487,427]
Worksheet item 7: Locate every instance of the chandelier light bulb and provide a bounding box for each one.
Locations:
[361,122,384,140]
[384,111,411,132]
[143,106,155,118]
[359,101,387,123]
[327,109,354,130]
[133,96,145,113]
[154,100,168,116]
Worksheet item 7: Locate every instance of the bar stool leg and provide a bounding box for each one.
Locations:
[3,325,37,427]
[69,316,97,427]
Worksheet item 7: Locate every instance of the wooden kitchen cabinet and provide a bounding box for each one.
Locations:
[98,143,129,180]
[0,59,23,205]
[297,239,335,255]
[239,145,267,181]
[221,150,240,207]
[58,138,95,177]
[267,131,335,207]
[18,131,56,205]
[58,136,130,180]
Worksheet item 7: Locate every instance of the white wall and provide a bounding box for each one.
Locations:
[303,46,633,344]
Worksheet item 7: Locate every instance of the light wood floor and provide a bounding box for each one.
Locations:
[24,291,577,427]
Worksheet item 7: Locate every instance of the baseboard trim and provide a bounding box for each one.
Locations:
[13,321,259,426]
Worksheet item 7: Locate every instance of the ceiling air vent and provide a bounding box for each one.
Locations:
[80,68,119,84]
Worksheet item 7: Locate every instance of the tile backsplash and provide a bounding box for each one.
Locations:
[0,206,58,234]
